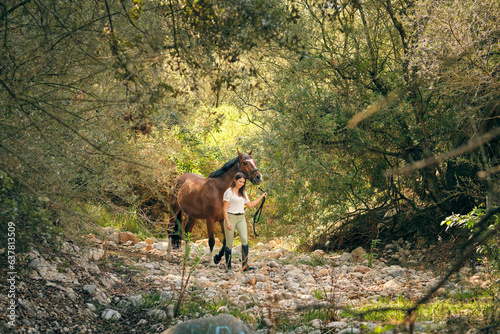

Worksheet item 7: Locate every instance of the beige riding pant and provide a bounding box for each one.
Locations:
[224,214,248,249]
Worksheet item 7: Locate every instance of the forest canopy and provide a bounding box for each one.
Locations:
[1,0,500,251]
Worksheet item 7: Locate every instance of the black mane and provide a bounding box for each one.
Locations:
[209,155,250,178]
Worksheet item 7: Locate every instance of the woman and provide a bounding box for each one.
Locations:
[222,172,267,272]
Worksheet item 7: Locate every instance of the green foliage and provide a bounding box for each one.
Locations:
[441,206,487,232]
[367,324,396,334]
[167,105,262,176]
[350,294,494,324]
[0,172,58,255]
[442,207,500,275]
[81,204,152,240]
[364,239,381,268]
[312,288,326,300]
[142,292,165,309]
[298,254,328,267]
[174,233,203,317]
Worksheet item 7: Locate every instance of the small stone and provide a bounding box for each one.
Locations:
[351,247,367,262]
[148,309,167,321]
[83,285,96,296]
[310,319,322,328]
[86,303,96,312]
[101,309,121,321]
[118,232,138,244]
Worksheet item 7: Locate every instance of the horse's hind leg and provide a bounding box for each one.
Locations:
[168,194,183,250]
[205,218,218,267]
[213,219,225,265]
[185,216,197,246]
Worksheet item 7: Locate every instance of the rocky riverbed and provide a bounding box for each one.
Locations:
[0,228,491,334]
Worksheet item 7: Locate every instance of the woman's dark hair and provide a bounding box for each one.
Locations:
[231,172,246,197]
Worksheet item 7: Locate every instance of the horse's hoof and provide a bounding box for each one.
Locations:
[165,255,173,262]
[213,255,221,265]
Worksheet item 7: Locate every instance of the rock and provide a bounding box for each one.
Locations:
[383,279,402,293]
[86,303,96,312]
[152,242,169,251]
[315,268,330,277]
[267,260,279,268]
[310,319,322,328]
[262,250,284,259]
[351,247,367,262]
[88,248,105,261]
[103,226,119,235]
[267,239,278,248]
[387,266,405,278]
[117,231,138,244]
[362,270,382,282]
[134,241,147,249]
[83,285,96,296]
[60,242,80,253]
[108,233,120,244]
[412,321,446,332]
[29,257,75,282]
[162,314,254,334]
[326,322,348,330]
[196,238,222,247]
[120,295,144,308]
[424,278,453,294]
[101,309,121,321]
[313,249,326,257]
[339,252,353,264]
[166,304,175,319]
[353,265,371,274]
[254,242,271,251]
[147,309,167,321]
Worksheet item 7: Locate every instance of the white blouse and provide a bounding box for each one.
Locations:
[223,188,249,214]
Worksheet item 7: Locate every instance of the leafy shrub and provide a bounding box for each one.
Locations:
[0,172,58,255]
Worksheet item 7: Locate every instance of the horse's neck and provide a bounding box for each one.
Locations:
[215,163,239,192]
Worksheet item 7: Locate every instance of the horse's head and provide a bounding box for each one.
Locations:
[237,150,263,185]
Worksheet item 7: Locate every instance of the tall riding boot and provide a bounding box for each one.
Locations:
[242,244,254,272]
[224,246,232,272]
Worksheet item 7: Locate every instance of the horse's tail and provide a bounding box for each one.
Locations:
[168,175,187,249]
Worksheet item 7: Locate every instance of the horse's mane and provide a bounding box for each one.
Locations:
[209,155,250,178]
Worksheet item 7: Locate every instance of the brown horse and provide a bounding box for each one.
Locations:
[167,150,263,266]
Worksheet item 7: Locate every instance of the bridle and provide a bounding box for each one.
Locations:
[238,162,260,180]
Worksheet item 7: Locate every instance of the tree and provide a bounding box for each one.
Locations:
[248,0,500,246]
[0,0,297,231]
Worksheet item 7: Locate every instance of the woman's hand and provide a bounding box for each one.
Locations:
[226,221,232,231]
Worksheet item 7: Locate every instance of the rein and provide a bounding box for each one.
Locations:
[253,187,266,237]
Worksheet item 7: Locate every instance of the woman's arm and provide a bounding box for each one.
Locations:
[223,201,231,231]
[246,193,267,209]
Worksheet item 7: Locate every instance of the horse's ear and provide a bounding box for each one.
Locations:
[248,150,253,156]
[237,149,244,160]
